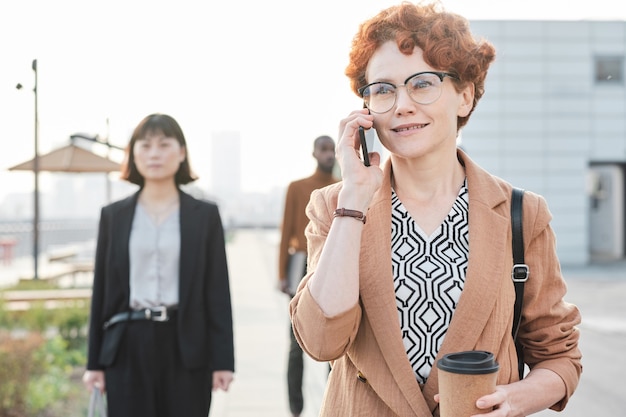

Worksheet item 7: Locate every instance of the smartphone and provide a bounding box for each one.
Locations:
[358,126,370,167]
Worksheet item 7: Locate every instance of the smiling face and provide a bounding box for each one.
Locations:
[366,41,474,162]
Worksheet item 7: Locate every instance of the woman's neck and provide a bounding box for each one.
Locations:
[391,152,465,202]
[140,181,179,203]
[138,183,180,225]
[390,150,466,236]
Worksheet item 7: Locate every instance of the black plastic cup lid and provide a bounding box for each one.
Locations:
[436,350,499,375]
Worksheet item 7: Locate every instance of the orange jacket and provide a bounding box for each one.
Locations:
[278,168,338,281]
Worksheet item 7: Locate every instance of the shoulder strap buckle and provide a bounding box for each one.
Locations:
[512,264,529,282]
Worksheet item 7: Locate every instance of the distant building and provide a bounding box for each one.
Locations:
[46,174,114,218]
[464,19,626,265]
[206,131,282,228]
[208,131,249,227]
[210,131,242,199]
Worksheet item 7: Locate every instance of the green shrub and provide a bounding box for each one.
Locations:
[0,298,8,329]
[27,336,75,413]
[0,332,46,417]
[0,292,90,416]
[20,302,50,333]
[55,306,89,353]
[0,333,87,417]
[0,300,90,343]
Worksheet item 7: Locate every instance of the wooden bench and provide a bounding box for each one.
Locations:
[48,250,77,263]
[1,288,92,311]
[18,261,94,286]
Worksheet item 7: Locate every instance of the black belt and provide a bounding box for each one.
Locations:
[103,306,177,329]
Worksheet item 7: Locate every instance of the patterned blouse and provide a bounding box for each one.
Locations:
[392,179,469,383]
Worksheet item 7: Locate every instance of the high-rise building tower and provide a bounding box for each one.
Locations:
[209,131,242,198]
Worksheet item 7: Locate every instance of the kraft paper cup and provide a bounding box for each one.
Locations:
[437,350,499,417]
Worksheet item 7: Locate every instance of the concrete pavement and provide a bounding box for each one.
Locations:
[210,228,328,417]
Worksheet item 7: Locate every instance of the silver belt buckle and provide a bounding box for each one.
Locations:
[145,306,169,321]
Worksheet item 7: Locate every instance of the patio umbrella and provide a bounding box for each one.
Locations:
[8,143,121,173]
[7,142,122,280]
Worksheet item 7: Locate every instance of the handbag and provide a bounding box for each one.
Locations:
[98,318,127,367]
[511,187,529,380]
[87,389,107,417]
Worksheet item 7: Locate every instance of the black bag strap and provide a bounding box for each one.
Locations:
[511,187,528,380]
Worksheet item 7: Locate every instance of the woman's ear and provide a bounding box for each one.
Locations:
[458,83,475,117]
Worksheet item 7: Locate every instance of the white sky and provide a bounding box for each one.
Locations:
[1,0,625,203]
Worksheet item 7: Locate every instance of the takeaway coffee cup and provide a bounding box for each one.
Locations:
[437,350,499,417]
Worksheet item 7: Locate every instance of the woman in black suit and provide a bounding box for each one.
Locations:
[83,113,235,417]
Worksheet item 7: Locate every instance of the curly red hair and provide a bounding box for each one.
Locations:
[346,1,496,129]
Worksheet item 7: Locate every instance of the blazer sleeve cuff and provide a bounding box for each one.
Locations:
[290,286,361,362]
[533,357,582,411]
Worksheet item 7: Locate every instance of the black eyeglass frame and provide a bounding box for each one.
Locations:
[358,71,459,113]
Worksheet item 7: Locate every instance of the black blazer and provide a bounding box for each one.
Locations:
[86,189,235,372]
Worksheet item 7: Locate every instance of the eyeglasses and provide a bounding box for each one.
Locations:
[358,71,459,114]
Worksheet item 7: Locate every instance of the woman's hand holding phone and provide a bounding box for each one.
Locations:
[336,110,384,213]
[338,109,376,167]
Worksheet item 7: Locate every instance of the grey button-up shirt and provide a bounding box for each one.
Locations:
[129,204,180,309]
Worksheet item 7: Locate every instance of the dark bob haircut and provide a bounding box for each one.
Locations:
[120,113,198,187]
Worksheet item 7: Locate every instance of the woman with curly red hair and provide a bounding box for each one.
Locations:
[290,2,581,416]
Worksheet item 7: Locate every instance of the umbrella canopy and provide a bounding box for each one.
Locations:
[8,143,121,173]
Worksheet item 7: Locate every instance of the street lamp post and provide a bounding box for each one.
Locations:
[32,59,40,280]
[15,60,40,280]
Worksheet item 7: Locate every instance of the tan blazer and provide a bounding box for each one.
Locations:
[290,150,582,416]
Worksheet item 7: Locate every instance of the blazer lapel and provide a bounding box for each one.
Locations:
[358,160,432,415]
[422,150,510,402]
[178,191,202,300]
[114,192,139,301]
